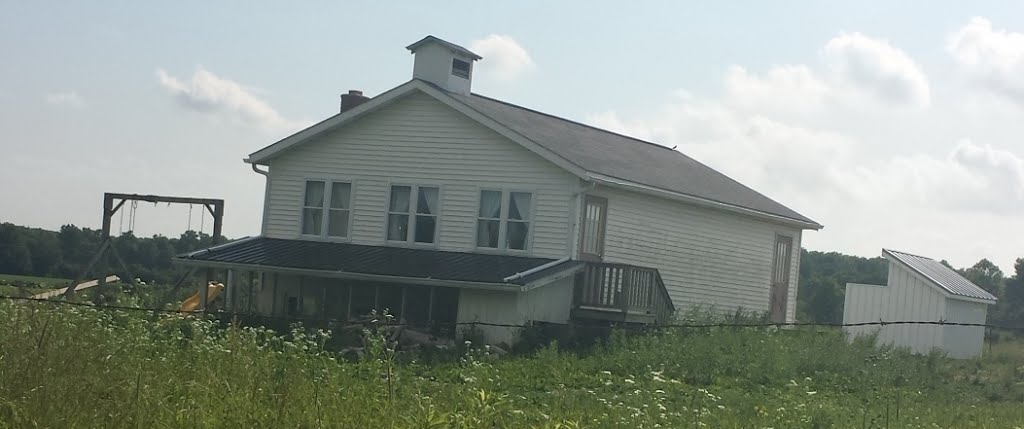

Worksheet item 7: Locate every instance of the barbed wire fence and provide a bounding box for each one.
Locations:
[2,294,1022,334]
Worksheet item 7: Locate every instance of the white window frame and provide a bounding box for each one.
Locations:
[300,178,355,240]
[474,188,535,253]
[384,183,442,246]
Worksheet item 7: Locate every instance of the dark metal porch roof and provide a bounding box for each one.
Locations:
[175,236,568,287]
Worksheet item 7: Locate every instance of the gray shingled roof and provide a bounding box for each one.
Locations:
[884,249,998,302]
[447,91,819,226]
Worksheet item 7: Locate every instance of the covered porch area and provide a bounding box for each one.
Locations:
[173,237,675,343]
[231,273,462,333]
[172,236,580,343]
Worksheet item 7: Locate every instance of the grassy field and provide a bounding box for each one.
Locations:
[0,274,66,298]
[2,302,1024,428]
[0,273,69,287]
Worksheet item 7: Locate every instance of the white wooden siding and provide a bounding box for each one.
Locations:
[590,186,802,320]
[843,263,947,355]
[263,92,578,258]
[457,277,574,344]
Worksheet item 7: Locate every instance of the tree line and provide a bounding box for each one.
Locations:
[0,222,220,286]
[798,249,1024,328]
[1,222,1022,327]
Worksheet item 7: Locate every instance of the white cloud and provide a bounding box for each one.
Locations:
[585,27,1024,270]
[724,65,831,113]
[469,34,535,81]
[593,91,1023,216]
[823,32,931,108]
[720,33,929,115]
[946,140,1024,209]
[156,68,308,132]
[45,91,85,108]
[838,140,1024,213]
[947,17,1024,105]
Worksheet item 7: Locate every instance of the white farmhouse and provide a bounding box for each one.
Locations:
[844,249,997,359]
[176,36,822,343]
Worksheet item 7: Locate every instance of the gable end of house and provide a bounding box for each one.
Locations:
[246,80,821,231]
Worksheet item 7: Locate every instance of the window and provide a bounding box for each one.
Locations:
[451,58,471,78]
[387,185,440,244]
[507,192,531,250]
[476,190,532,251]
[302,180,352,237]
[302,181,325,235]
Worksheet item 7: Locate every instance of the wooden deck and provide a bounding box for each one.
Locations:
[571,262,674,325]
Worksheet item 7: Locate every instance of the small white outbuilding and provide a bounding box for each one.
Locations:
[843,249,997,359]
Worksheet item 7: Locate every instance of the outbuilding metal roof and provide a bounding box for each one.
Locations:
[884,249,998,302]
[448,91,819,227]
[175,236,563,287]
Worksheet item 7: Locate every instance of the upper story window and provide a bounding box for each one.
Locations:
[387,185,440,244]
[477,190,532,251]
[302,180,352,238]
[451,58,471,79]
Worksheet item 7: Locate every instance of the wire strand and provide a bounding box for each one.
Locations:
[2,294,1022,332]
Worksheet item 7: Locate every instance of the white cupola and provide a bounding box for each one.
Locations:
[406,35,482,95]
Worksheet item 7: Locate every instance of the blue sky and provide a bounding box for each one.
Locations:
[2,2,1023,271]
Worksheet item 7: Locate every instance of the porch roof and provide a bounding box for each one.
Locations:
[174,236,570,288]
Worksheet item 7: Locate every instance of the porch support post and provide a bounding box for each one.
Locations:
[248,271,257,313]
[225,269,235,312]
[427,286,436,326]
[321,283,327,319]
[272,273,279,316]
[345,283,353,320]
[400,286,407,322]
[298,276,305,316]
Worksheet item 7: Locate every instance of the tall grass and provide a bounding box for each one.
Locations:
[1,300,1022,428]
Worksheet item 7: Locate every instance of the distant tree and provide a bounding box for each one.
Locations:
[1004,259,1024,304]
[26,230,61,276]
[995,258,1024,327]
[797,249,888,323]
[0,223,33,274]
[0,222,228,285]
[961,259,1004,298]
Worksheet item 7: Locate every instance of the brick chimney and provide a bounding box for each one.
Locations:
[340,90,370,113]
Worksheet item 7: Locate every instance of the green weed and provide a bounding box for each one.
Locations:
[1,301,1023,428]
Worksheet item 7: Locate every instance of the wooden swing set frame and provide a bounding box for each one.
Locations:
[62,192,225,297]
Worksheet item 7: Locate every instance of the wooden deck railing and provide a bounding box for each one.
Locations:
[573,262,675,324]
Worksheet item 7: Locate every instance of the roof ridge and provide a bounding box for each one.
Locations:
[883,248,935,261]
